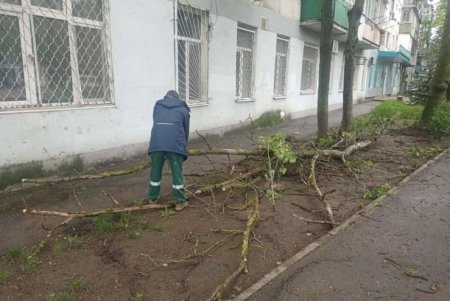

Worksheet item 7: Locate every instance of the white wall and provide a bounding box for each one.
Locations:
[0,0,175,168]
[398,34,412,53]
[0,0,354,170]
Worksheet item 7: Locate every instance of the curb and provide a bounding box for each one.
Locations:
[232,149,448,301]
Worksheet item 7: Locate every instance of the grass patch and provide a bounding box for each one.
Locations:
[429,103,450,137]
[409,146,442,159]
[53,240,65,254]
[160,208,176,218]
[71,277,88,293]
[66,234,86,250]
[148,223,165,232]
[253,110,284,128]
[128,230,141,240]
[47,293,75,301]
[130,293,145,301]
[6,246,41,273]
[348,158,374,174]
[92,213,133,232]
[352,101,423,135]
[0,271,10,284]
[363,183,391,200]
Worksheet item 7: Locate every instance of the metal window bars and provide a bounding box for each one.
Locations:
[236,26,254,100]
[301,45,318,92]
[274,36,288,97]
[175,2,208,106]
[0,0,113,109]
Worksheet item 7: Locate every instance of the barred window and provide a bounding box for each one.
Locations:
[274,36,289,97]
[176,4,208,106]
[0,0,112,109]
[236,26,255,100]
[300,44,318,92]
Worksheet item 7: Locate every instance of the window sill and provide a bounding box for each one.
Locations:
[273,96,287,100]
[300,90,316,95]
[0,104,117,115]
[188,102,209,108]
[235,98,255,103]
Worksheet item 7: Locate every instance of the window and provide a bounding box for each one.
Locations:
[274,36,289,97]
[176,4,208,105]
[300,44,318,92]
[402,9,412,22]
[0,0,113,109]
[236,26,255,100]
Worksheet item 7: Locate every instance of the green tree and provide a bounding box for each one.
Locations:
[317,0,334,138]
[340,0,366,133]
[421,0,450,124]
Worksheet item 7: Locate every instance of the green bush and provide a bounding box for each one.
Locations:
[429,103,450,137]
[317,136,333,149]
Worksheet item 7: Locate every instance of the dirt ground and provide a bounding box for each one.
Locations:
[0,126,448,301]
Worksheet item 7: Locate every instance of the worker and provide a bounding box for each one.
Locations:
[148,90,190,211]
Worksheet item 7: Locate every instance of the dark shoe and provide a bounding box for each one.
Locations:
[175,201,189,211]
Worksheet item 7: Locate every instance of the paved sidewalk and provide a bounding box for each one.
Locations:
[244,152,450,301]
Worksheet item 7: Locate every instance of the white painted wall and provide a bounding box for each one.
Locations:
[398,34,412,53]
[0,0,175,167]
[0,0,355,170]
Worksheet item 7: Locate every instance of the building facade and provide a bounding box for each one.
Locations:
[0,0,424,176]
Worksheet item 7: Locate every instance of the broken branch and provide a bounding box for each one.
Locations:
[23,203,172,218]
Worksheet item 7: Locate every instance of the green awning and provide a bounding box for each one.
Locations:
[378,50,413,67]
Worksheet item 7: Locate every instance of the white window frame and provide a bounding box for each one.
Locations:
[300,43,318,94]
[402,9,412,22]
[0,0,114,110]
[273,36,289,99]
[236,26,255,101]
[175,3,208,106]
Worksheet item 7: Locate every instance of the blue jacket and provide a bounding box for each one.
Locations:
[148,95,191,160]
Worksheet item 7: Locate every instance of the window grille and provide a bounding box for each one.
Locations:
[236,26,255,100]
[0,0,113,109]
[274,36,288,97]
[175,3,208,106]
[300,44,318,92]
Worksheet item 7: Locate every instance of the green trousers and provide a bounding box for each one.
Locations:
[148,151,186,203]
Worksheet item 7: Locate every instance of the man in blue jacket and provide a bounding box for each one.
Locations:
[148,90,190,211]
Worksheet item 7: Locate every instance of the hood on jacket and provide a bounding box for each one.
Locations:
[157,95,191,112]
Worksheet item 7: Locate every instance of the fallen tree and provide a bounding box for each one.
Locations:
[18,134,374,300]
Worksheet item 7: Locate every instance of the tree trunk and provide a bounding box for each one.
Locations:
[340,0,366,133]
[421,0,450,123]
[317,0,334,139]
